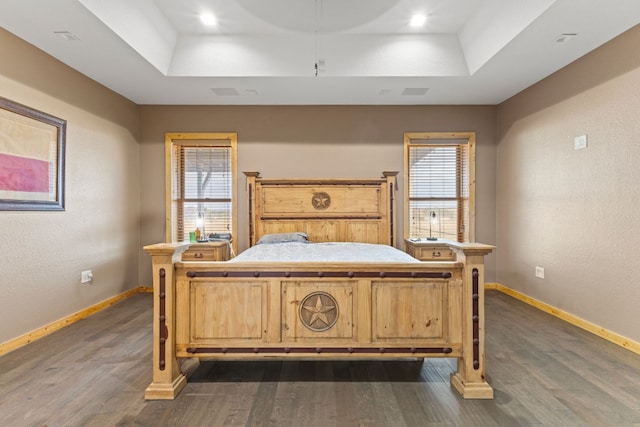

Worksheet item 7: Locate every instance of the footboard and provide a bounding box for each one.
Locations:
[143,242,494,400]
[177,263,462,357]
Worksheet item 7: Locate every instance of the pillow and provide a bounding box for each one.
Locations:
[256,232,309,245]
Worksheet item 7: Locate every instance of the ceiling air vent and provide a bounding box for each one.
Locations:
[401,88,429,96]
[554,33,577,43]
[54,31,80,41]
[211,88,239,96]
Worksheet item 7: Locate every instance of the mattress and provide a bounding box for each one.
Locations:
[229,242,420,263]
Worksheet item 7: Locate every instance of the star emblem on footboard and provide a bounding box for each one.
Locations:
[300,292,338,331]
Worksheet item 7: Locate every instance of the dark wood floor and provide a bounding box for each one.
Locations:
[1,291,640,427]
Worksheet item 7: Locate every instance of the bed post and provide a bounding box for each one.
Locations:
[382,171,398,246]
[143,243,191,400]
[244,172,260,247]
[449,244,495,399]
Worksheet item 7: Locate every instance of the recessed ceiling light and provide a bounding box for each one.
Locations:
[200,13,217,26]
[410,14,427,27]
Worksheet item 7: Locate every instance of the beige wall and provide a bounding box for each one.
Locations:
[497,25,640,343]
[138,105,498,285]
[0,30,141,344]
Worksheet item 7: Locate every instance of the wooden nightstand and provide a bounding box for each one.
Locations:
[182,241,230,261]
[404,238,457,261]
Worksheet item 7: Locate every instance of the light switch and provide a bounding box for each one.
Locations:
[574,134,587,150]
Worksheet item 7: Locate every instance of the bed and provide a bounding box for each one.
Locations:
[144,171,495,400]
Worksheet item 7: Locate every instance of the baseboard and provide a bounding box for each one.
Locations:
[0,286,152,356]
[486,282,640,356]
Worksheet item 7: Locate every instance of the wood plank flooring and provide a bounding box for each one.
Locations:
[1,291,640,426]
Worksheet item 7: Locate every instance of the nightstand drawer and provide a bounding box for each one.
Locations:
[182,243,230,261]
[404,239,458,261]
[412,246,456,261]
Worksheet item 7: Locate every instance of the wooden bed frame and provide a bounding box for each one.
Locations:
[144,172,494,400]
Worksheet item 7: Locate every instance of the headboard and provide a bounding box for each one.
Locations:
[244,172,398,247]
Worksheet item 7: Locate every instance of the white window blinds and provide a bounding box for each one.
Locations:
[171,144,232,242]
[406,137,472,242]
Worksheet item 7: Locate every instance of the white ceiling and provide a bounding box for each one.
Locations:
[1,0,640,105]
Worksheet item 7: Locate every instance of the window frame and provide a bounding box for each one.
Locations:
[165,132,237,254]
[403,132,476,243]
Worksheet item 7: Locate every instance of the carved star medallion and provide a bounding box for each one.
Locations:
[311,192,331,210]
[299,292,338,332]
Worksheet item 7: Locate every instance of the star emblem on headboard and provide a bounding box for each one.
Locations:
[311,192,331,210]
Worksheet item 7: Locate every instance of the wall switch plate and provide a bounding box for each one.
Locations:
[535,266,545,279]
[574,134,587,150]
[81,270,93,283]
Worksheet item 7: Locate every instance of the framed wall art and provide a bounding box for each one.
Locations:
[0,96,66,211]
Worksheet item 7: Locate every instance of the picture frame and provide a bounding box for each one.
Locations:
[0,96,66,211]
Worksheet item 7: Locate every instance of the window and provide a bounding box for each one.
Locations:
[166,133,237,251]
[404,132,475,242]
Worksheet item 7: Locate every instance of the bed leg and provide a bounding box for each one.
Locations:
[145,374,187,400]
[451,371,493,399]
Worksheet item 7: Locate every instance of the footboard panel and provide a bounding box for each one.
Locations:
[189,280,268,341]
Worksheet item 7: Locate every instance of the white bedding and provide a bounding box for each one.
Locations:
[229,242,420,263]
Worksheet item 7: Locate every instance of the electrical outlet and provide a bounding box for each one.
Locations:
[81,270,93,283]
[535,266,545,279]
